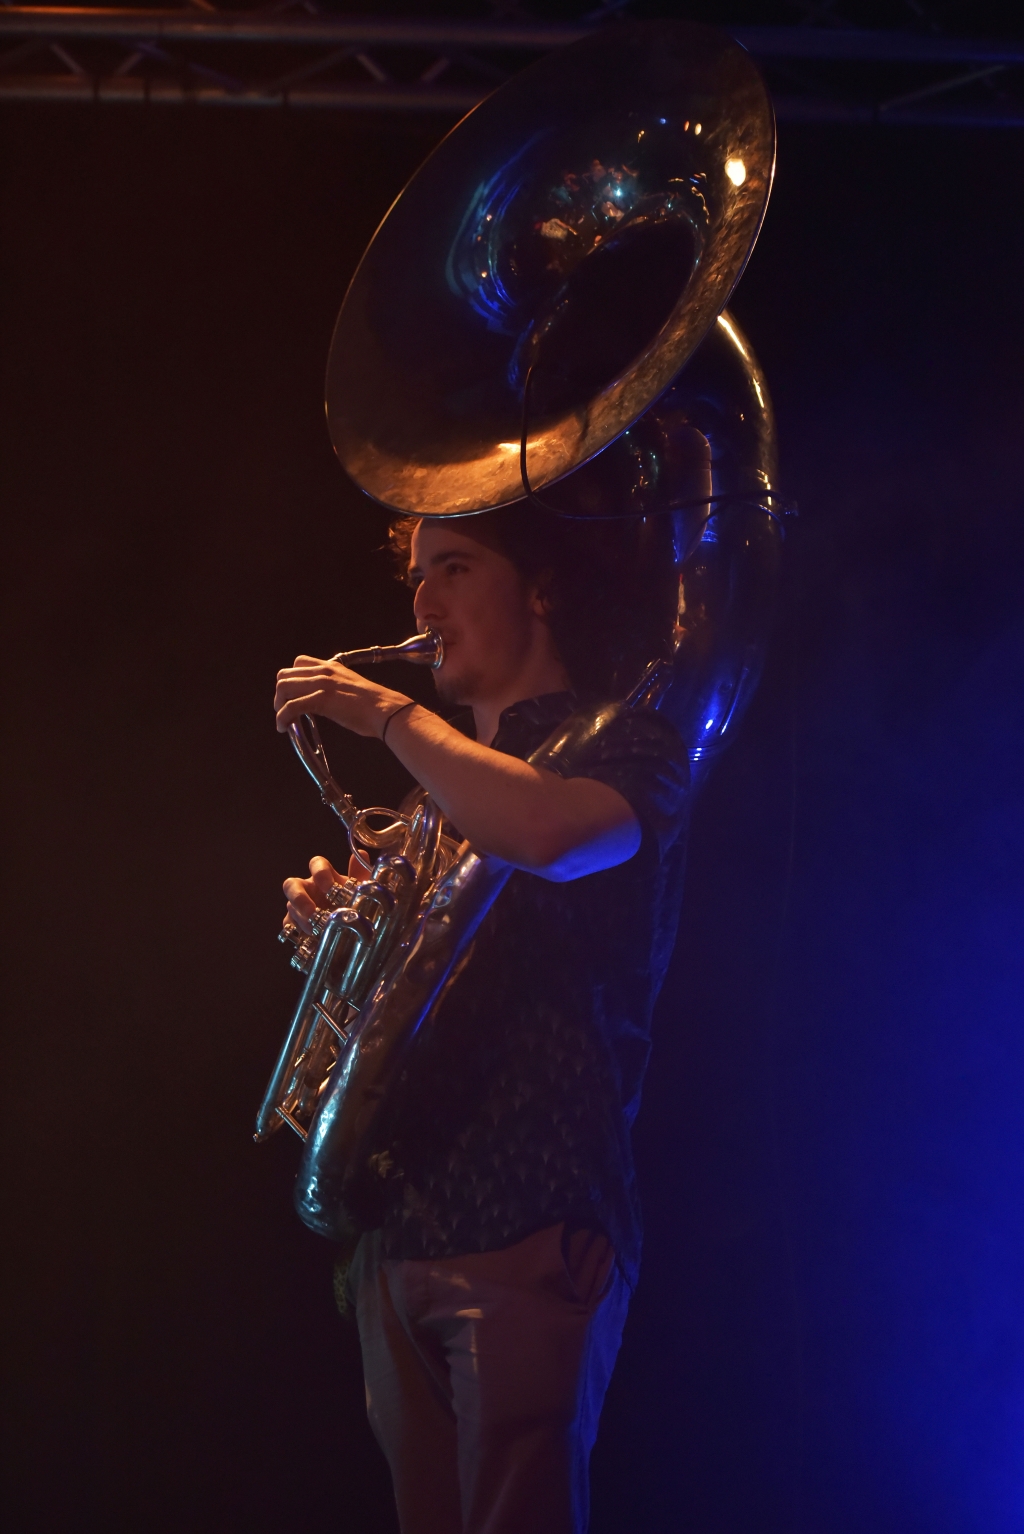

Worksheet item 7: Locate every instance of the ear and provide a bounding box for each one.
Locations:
[528,566,556,620]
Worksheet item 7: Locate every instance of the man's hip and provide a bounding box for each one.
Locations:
[350,1222,630,1534]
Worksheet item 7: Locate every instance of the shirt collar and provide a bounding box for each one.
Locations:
[491,691,577,753]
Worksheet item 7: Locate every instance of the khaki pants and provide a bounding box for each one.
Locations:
[350,1223,630,1534]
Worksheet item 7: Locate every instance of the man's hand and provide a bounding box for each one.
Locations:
[282,854,346,934]
[283,853,372,933]
[274,655,412,740]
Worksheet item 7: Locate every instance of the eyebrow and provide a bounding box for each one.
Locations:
[407,546,482,579]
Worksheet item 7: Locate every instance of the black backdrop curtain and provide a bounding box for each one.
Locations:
[2,102,1023,1534]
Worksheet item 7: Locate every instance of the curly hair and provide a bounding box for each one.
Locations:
[388,506,677,704]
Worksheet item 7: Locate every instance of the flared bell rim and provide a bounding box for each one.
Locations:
[325,20,775,518]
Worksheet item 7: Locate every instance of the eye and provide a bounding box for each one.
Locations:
[445,560,470,577]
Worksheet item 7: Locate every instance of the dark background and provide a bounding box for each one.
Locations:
[2,56,1023,1534]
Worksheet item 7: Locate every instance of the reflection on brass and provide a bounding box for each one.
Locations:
[254,630,456,1146]
[325,21,774,517]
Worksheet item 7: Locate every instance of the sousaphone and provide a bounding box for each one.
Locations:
[257,22,785,1238]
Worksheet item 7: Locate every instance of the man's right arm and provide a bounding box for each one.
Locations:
[274,660,641,882]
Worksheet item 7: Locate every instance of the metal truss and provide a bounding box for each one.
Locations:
[0,6,1022,125]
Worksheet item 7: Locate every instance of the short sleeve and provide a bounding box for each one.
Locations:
[549,708,691,859]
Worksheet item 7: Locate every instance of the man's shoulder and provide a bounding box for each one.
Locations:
[573,703,689,776]
[594,704,687,755]
[571,706,690,846]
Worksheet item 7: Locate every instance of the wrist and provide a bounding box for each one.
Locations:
[379,696,417,743]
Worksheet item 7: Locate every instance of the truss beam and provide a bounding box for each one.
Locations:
[0,14,1021,65]
[0,11,590,48]
[0,11,1020,125]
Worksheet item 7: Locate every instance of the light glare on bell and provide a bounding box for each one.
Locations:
[725,157,746,186]
[324,22,775,517]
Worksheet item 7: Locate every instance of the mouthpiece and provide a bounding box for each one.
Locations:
[330,630,444,670]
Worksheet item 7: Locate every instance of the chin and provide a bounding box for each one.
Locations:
[434,666,481,709]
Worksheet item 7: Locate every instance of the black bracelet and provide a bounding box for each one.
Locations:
[381,700,416,746]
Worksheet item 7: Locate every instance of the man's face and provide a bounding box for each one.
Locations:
[409,519,542,708]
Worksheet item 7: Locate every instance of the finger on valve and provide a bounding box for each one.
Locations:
[348,852,368,879]
[283,880,318,935]
[309,855,342,897]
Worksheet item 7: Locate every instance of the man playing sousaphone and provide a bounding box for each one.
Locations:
[275,506,693,1534]
[263,18,779,1533]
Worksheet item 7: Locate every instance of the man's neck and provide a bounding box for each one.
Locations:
[471,659,571,748]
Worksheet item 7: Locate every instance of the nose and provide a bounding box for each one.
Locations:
[413,573,444,630]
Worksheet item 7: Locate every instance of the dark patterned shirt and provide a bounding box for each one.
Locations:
[366,692,690,1289]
